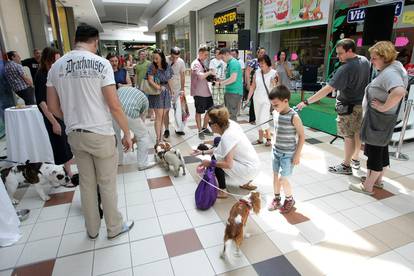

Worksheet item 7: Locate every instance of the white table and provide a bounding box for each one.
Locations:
[5,105,54,163]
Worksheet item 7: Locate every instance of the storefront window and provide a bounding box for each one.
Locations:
[160,29,168,55]
[175,16,191,67]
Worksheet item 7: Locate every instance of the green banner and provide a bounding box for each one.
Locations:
[259,0,330,33]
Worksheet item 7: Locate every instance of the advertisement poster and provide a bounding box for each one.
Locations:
[259,0,330,33]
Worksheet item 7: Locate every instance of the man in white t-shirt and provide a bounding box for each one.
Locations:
[231,48,245,71]
[47,24,134,240]
[166,47,187,136]
[209,48,226,105]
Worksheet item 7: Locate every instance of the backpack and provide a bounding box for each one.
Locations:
[195,166,218,210]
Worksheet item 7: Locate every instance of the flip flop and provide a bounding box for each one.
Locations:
[239,182,257,190]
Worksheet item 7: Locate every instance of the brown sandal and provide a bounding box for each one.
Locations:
[239,182,257,190]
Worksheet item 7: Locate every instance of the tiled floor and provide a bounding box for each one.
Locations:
[2,93,414,276]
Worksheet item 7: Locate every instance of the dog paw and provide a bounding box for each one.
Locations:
[244,233,251,239]
[12,199,20,205]
[42,195,51,201]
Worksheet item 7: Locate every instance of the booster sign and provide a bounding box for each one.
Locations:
[347,1,403,23]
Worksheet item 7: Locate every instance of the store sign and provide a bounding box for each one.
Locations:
[214,9,237,27]
[403,11,414,25]
[347,1,403,23]
[258,0,330,33]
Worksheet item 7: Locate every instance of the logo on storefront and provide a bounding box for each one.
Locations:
[214,9,237,27]
[347,1,403,23]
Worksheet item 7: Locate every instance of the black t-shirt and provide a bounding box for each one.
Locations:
[34,69,47,117]
[328,55,370,105]
[22,58,39,80]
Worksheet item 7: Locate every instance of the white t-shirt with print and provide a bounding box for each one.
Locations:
[209,58,226,80]
[167,56,185,93]
[47,50,116,135]
[214,120,260,185]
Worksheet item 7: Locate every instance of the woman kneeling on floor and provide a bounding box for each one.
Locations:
[193,105,260,198]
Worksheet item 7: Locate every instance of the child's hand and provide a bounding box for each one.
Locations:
[292,153,300,166]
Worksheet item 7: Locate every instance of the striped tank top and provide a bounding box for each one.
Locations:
[273,108,297,154]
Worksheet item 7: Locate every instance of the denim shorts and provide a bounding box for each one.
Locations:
[272,149,294,177]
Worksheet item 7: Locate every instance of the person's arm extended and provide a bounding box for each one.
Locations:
[297,84,334,109]
[180,70,185,92]
[245,66,252,89]
[220,73,237,86]
[246,75,257,104]
[284,62,293,78]
[201,146,236,169]
[292,115,305,165]
[102,84,132,151]
[371,86,406,112]
[47,86,64,119]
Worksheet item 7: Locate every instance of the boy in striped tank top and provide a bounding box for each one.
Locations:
[268,85,305,213]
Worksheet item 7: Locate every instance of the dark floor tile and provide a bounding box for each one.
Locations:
[253,255,300,276]
[164,229,203,257]
[44,191,74,207]
[372,188,394,200]
[183,156,202,164]
[147,176,173,189]
[281,207,310,225]
[305,138,322,145]
[12,259,55,276]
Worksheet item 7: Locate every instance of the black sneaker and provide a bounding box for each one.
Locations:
[175,131,185,136]
[202,128,213,136]
[163,129,170,139]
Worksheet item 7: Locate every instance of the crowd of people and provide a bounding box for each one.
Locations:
[2,23,409,238]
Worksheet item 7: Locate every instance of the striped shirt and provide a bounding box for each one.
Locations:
[4,61,30,92]
[117,87,148,119]
[273,108,297,154]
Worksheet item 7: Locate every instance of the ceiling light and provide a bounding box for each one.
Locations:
[102,0,151,4]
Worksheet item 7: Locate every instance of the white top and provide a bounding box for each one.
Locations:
[238,59,245,70]
[47,50,116,135]
[209,58,226,80]
[167,56,185,93]
[214,120,260,184]
[254,68,278,104]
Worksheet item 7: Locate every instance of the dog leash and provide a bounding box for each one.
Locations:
[0,160,25,165]
[195,173,250,198]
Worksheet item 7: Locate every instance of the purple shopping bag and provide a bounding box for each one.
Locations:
[195,166,218,210]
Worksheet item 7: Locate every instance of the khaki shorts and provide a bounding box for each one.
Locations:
[337,105,362,137]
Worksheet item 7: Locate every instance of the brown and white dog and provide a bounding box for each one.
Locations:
[1,161,71,204]
[154,142,186,177]
[221,191,261,261]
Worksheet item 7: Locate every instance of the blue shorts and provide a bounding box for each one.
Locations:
[272,149,294,177]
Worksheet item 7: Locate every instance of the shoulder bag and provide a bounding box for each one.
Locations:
[141,66,161,96]
[261,70,275,114]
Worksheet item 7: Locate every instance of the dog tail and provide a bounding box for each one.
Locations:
[222,239,237,264]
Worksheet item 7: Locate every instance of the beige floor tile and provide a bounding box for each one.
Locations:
[218,266,258,276]
[244,218,264,237]
[213,201,237,221]
[387,214,414,238]
[365,222,414,249]
[240,233,282,264]
[285,250,325,276]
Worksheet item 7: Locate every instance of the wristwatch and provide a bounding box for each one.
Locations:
[304,99,309,106]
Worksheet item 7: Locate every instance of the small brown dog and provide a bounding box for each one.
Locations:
[221,191,261,261]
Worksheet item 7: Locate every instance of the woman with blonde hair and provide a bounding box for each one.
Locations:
[350,41,407,195]
[193,106,260,197]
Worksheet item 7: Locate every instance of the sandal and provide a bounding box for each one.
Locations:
[360,176,384,189]
[239,181,257,190]
[252,140,263,145]
[349,183,374,196]
[217,191,228,199]
[265,139,272,147]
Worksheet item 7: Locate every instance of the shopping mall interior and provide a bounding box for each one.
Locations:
[1,0,414,275]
